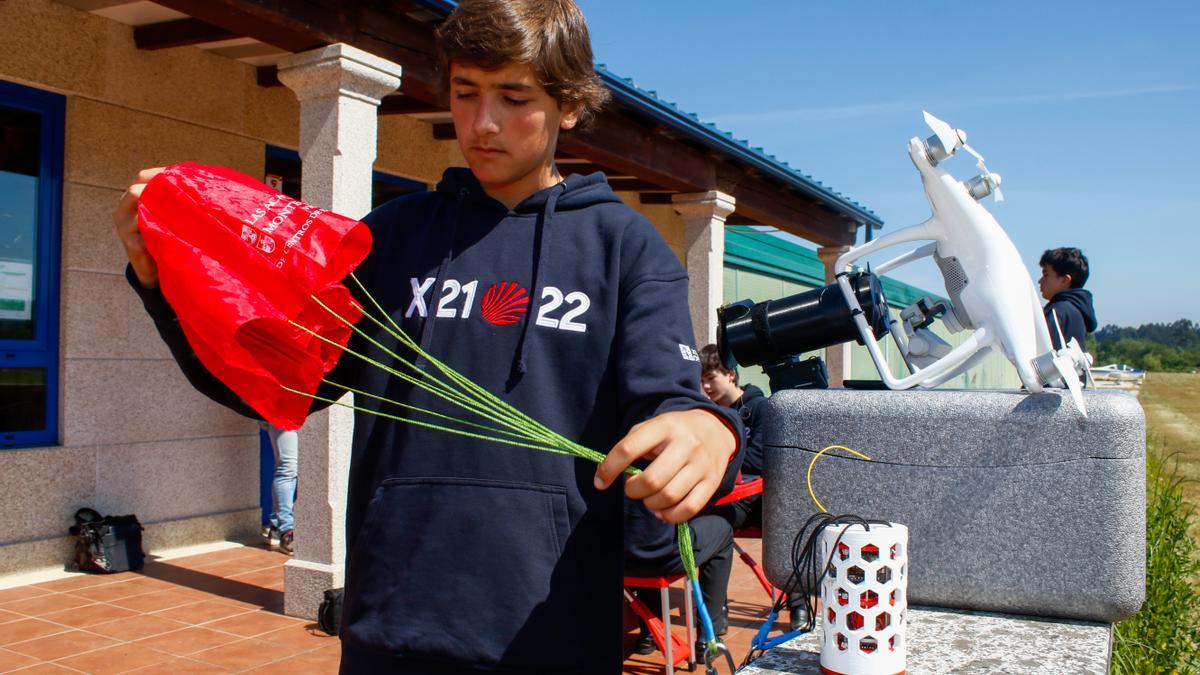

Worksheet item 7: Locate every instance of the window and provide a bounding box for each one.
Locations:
[263,145,426,209]
[0,81,63,448]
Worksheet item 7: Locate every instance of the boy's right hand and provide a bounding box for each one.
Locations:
[112,168,165,289]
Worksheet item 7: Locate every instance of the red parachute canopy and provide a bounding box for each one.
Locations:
[137,163,372,429]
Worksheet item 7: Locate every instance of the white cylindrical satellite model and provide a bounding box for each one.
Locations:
[819,523,908,675]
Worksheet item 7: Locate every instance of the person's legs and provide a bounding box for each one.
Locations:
[689,515,733,636]
[262,422,298,549]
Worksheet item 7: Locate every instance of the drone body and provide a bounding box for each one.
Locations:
[834,113,1088,413]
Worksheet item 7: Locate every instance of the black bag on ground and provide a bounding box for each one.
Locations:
[69,508,145,573]
[318,587,344,636]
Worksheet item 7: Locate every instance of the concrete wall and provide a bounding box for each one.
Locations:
[0,0,690,577]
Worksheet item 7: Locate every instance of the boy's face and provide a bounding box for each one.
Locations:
[701,368,740,407]
[449,62,581,207]
[1038,264,1072,301]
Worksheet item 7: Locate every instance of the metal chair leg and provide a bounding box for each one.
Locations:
[661,586,673,675]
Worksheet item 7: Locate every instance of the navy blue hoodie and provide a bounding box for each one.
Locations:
[131,168,741,673]
[1044,288,1097,351]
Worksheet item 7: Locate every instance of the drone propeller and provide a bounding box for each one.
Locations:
[961,142,1005,202]
[1050,311,1088,416]
[923,111,963,157]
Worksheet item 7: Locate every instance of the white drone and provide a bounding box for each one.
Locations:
[835,112,1091,414]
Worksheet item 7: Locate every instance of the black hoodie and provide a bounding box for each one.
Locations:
[732,383,769,478]
[1044,288,1097,351]
[130,168,741,674]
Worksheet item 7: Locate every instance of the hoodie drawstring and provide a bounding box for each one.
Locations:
[413,188,466,370]
[507,186,560,390]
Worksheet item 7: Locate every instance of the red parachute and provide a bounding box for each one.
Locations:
[137,163,372,429]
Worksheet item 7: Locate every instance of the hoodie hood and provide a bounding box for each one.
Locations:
[738,383,766,407]
[1050,288,1098,332]
[434,167,623,214]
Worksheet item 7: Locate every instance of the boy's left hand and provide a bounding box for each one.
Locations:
[595,409,736,523]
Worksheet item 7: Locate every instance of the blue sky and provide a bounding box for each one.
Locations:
[575,1,1200,327]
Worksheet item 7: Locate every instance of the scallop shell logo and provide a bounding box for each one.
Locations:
[480,281,529,326]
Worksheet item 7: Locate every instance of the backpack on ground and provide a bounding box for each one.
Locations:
[318,587,344,636]
[68,508,145,573]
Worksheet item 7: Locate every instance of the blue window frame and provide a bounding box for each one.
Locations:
[0,80,63,448]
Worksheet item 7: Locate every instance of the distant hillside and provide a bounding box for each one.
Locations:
[1091,319,1200,372]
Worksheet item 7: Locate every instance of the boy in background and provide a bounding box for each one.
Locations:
[113,1,741,672]
[1038,247,1097,351]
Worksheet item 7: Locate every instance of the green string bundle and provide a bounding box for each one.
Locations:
[286,275,718,651]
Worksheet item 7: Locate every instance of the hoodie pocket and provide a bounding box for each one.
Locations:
[341,476,573,666]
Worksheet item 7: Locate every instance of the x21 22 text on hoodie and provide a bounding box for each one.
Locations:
[130,167,743,674]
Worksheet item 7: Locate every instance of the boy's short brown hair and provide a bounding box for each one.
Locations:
[435,0,610,129]
[700,344,737,383]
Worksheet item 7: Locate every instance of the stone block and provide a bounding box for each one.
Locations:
[0,446,96,544]
[61,182,130,274]
[94,435,259,524]
[762,388,1145,623]
[61,358,256,447]
[0,0,108,99]
[65,97,263,191]
[61,269,171,360]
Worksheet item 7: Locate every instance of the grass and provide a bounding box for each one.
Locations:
[1110,373,1200,673]
[1139,372,1200,543]
[1110,445,1200,673]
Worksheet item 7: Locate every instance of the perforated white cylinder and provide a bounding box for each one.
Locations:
[819,523,908,675]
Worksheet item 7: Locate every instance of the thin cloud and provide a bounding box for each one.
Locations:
[709,83,1200,127]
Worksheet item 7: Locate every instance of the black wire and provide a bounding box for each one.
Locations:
[741,513,891,669]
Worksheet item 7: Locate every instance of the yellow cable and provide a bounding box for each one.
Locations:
[806,445,872,513]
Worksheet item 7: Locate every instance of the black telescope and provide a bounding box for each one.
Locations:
[716,271,890,388]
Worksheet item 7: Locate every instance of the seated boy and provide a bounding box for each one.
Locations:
[1037,247,1097,351]
[700,344,768,528]
[111,1,741,672]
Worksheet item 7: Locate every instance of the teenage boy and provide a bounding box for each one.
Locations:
[112,1,741,673]
[1038,247,1097,351]
[698,344,810,629]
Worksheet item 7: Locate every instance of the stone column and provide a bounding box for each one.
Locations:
[672,191,736,347]
[817,245,853,387]
[276,44,402,619]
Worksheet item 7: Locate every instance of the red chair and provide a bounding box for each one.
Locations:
[623,573,696,673]
[714,477,779,601]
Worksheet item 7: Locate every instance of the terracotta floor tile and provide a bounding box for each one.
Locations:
[5,630,119,661]
[30,575,120,594]
[66,583,153,604]
[54,642,175,675]
[0,608,24,624]
[135,626,242,657]
[7,663,79,673]
[168,547,258,568]
[204,589,284,614]
[0,594,93,618]
[207,612,301,638]
[0,647,40,671]
[242,651,338,674]
[150,601,251,626]
[86,613,191,641]
[111,591,201,614]
[255,624,336,652]
[225,568,283,589]
[0,619,71,646]
[188,638,281,670]
[40,603,139,629]
[0,588,49,605]
[124,656,231,674]
[190,561,274,579]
